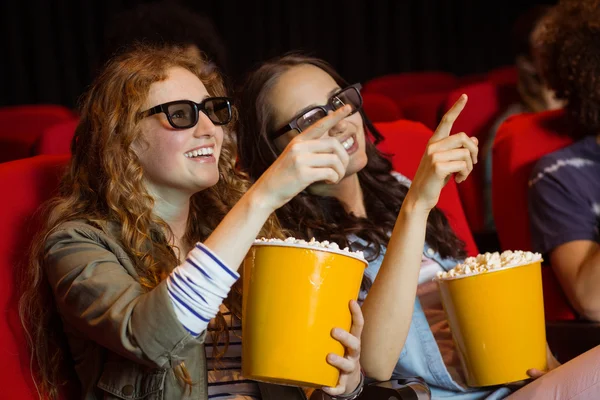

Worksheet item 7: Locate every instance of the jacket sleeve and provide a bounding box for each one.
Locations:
[44,222,197,368]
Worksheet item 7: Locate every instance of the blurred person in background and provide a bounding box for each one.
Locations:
[482,4,564,231]
[529,0,600,322]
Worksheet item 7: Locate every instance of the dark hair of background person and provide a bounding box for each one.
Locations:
[236,53,467,285]
[99,1,229,78]
[538,0,600,139]
[511,4,552,61]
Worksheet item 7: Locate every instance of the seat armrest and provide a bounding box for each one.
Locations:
[309,377,431,400]
[359,377,431,400]
[546,320,600,363]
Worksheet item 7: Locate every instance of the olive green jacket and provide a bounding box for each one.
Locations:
[45,220,307,400]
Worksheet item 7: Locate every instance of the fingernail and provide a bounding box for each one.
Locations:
[461,94,467,100]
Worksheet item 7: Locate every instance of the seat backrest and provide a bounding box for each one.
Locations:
[487,65,518,87]
[0,155,72,399]
[492,109,575,320]
[492,109,573,251]
[487,65,520,106]
[442,81,503,143]
[0,105,76,162]
[362,93,403,123]
[440,81,506,233]
[374,120,478,257]
[363,72,459,104]
[34,119,79,155]
[395,91,452,131]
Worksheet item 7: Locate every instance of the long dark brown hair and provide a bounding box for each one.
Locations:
[236,54,466,276]
[19,44,281,399]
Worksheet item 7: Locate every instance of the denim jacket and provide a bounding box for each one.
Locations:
[354,237,512,400]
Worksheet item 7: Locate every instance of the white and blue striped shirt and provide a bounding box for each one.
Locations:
[166,242,260,399]
[166,242,239,337]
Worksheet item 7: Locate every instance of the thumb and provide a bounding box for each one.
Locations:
[526,368,546,379]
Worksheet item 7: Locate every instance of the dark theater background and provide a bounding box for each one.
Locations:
[1,0,553,108]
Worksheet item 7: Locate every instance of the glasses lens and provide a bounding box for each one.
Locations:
[167,102,196,128]
[332,87,362,113]
[204,98,232,125]
[297,108,327,131]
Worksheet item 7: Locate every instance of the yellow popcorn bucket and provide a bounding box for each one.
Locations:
[437,260,547,387]
[241,242,367,388]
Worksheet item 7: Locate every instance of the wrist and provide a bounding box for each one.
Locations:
[401,191,432,216]
[330,370,365,400]
[245,184,278,215]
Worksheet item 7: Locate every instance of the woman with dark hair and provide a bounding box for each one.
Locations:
[235,54,499,399]
[236,53,600,399]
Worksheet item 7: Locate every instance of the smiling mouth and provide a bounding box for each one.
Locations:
[341,135,355,150]
[340,134,360,155]
[184,147,214,158]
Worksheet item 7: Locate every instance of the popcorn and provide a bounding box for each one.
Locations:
[436,250,542,279]
[254,237,365,260]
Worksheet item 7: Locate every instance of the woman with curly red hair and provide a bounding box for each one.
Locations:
[19,44,364,400]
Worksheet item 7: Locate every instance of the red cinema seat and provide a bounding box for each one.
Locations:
[441,81,505,234]
[0,155,76,399]
[374,120,478,257]
[362,93,403,123]
[0,105,76,163]
[492,109,575,320]
[34,119,79,155]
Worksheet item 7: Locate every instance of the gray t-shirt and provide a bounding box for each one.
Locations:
[528,135,600,256]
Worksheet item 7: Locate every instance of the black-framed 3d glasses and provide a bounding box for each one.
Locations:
[142,97,233,129]
[270,83,363,140]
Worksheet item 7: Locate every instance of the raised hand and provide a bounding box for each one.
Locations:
[251,105,352,211]
[407,94,478,212]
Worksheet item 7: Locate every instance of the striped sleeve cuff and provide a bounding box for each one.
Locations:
[167,242,240,336]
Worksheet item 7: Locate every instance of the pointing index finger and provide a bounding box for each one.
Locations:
[295,105,352,141]
[432,94,467,141]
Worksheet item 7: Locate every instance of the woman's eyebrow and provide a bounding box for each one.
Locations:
[328,86,342,96]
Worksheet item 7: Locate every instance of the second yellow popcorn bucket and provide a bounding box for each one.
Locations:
[437,260,547,387]
[241,241,367,388]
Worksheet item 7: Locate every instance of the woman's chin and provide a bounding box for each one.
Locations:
[192,173,220,193]
[348,152,369,176]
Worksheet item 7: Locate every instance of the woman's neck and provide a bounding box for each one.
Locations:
[311,173,367,218]
[151,192,191,259]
